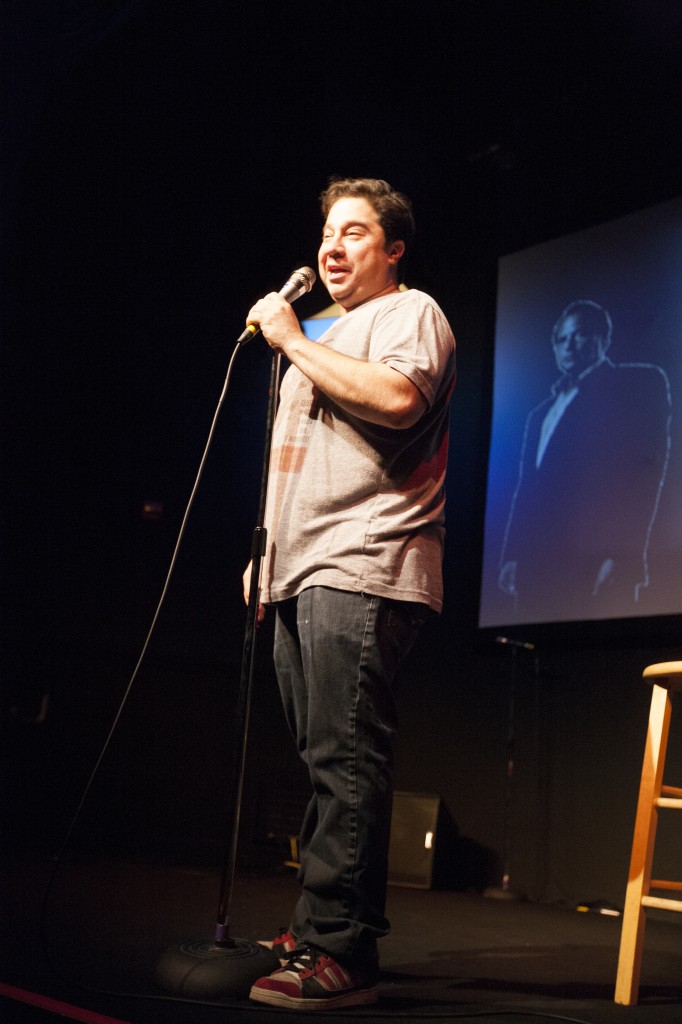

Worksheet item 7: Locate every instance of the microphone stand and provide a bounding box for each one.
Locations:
[156,349,282,998]
[484,636,535,902]
[215,348,281,948]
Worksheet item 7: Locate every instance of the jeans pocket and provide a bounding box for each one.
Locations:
[383,599,430,665]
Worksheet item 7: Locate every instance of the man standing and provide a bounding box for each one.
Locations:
[499,299,671,623]
[243,178,456,1009]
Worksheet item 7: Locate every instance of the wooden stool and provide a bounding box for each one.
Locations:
[614,661,682,1005]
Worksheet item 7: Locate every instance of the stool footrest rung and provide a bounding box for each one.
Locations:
[655,797,682,809]
[650,879,682,892]
[641,895,682,912]
[661,784,682,797]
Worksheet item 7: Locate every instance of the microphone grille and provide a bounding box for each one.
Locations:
[292,266,316,292]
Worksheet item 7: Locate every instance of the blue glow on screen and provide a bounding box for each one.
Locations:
[301,317,338,341]
[479,196,682,627]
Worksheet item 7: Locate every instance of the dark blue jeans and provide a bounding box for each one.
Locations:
[273,586,429,972]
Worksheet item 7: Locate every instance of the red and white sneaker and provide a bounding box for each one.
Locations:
[250,945,379,1010]
[257,927,297,964]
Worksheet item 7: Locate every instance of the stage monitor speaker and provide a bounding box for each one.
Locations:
[388,791,441,889]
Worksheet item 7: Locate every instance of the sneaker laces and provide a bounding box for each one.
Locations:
[282,944,319,971]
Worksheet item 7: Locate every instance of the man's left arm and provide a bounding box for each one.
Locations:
[592,364,672,594]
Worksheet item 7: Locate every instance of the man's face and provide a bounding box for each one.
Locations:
[552,313,605,375]
[318,196,404,313]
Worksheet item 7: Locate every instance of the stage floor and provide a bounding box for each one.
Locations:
[1,847,681,1024]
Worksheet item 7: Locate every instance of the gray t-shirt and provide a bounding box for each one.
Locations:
[260,288,456,612]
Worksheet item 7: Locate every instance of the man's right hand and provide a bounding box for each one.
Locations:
[243,559,266,623]
[498,561,518,596]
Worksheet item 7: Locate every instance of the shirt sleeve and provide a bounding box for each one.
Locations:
[370,292,455,409]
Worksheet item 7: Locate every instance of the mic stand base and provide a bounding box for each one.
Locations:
[483,884,527,902]
[155,938,277,999]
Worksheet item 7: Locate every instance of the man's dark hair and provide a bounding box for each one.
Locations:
[320,177,416,254]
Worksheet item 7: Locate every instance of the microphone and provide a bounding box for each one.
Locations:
[237,266,316,345]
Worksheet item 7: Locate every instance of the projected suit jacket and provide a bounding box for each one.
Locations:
[500,358,671,623]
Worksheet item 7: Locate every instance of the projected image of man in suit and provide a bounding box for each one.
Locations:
[499,300,671,623]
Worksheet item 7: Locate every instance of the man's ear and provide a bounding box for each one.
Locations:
[387,240,405,265]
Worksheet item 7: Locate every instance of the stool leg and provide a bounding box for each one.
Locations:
[615,683,672,1005]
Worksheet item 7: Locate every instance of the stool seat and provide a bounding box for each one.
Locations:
[643,661,682,689]
[614,662,682,1006]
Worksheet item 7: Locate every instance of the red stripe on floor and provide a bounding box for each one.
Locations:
[0,982,131,1024]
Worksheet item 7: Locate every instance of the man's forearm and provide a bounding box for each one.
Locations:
[282,332,427,429]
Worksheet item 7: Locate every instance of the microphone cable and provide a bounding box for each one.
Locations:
[37,266,318,1000]
[39,338,243,976]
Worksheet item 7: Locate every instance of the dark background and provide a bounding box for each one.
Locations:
[2,1,681,908]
